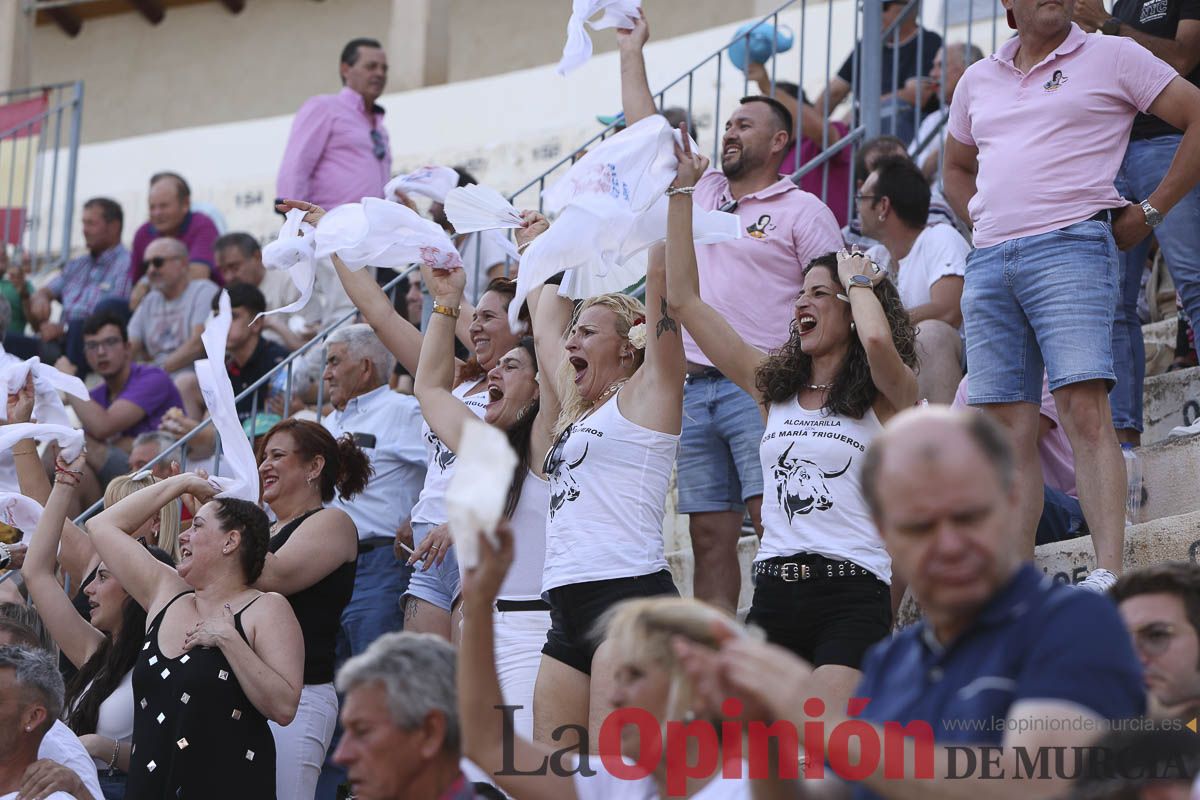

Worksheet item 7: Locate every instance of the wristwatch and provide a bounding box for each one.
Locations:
[846,274,874,291]
[1140,199,1164,228]
[1101,16,1122,35]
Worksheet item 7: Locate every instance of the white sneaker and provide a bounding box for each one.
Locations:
[1078,568,1118,593]
[1169,418,1200,438]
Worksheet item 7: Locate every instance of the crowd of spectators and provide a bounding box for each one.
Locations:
[0,2,1199,799]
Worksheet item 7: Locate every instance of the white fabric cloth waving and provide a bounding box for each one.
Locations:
[257,208,318,324]
[315,197,463,272]
[557,0,640,75]
[445,418,517,571]
[0,354,88,426]
[195,291,259,503]
[384,166,459,204]
[0,423,84,462]
[0,492,43,544]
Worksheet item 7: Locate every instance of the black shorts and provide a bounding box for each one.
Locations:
[747,554,891,669]
[542,570,679,675]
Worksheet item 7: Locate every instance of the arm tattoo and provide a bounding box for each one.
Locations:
[656,298,679,339]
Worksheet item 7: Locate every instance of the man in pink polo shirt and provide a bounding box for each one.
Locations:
[618,9,843,614]
[943,0,1200,593]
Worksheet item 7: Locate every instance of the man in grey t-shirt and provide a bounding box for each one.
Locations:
[128,237,218,417]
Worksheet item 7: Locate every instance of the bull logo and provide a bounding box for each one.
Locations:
[548,443,589,519]
[774,442,851,522]
[425,430,456,472]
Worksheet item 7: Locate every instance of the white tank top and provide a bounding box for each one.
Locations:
[756,395,891,584]
[82,670,135,770]
[498,470,549,602]
[543,391,679,593]
[410,380,488,527]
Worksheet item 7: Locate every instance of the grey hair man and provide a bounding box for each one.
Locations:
[0,619,99,800]
[911,42,986,180]
[129,431,177,479]
[333,632,480,800]
[321,324,426,658]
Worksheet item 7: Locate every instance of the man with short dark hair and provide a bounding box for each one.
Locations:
[1113,562,1200,720]
[128,172,220,292]
[56,309,182,510]
[213,232,313,350]
[942,0,1200,591]
[30,197,132,375]
[619,8,842,614]
[861,155,968,403]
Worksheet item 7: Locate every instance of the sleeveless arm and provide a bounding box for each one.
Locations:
[255,508,357,597]
[414,270,479,454]
[623,243,685,433]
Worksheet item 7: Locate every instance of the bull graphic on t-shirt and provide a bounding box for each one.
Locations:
[773,442,851,522]
[425,430,456,472]
[548,443,589,520]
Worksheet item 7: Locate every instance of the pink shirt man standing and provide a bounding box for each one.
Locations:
[942,0,1200,593]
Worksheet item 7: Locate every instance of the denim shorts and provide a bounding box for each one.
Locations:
[963,219,1119,405]
[401,521,462,612]
[677,374,766,513]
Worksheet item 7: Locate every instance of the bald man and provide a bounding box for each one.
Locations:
[127,237,218,376]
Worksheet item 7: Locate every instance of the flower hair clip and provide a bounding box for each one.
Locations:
[627,322,648,350]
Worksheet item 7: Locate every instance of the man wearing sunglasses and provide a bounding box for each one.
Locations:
[1114,564,1200,721]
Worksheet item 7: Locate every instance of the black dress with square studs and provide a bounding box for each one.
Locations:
[126,591,277,799]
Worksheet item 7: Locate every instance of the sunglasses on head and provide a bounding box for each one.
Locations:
[142,255,179,271]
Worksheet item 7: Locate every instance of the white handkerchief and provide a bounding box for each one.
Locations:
[195,292,260,503]
[444,184,524,234]
[257,209,318,323]
[385,166,460,204]
[445,419,517,571]
[0,423,84,462]
[0,493,43,545]
[0,354,89,427]
[314,198,463,272]
[557,0,641,76]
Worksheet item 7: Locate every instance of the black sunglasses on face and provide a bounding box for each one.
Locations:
[142,255,179,271]
[370,129,386,161]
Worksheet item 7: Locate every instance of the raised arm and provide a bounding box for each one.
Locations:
[254,507,357,597]
[21,453,107,669]
[185,592,304,725]
[662,131,766,403]
[87,474,201,612]
[623,242,684,434]
[414,264,477,453]
[616,9,658,125]
[836,252,918,416]
[459,522,574,800]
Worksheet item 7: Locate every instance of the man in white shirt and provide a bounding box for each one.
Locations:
[861,155,969,404]
[909,42,985,183]
[0,628,98,800]
[320,324,428,658]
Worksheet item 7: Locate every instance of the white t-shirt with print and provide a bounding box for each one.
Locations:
[867,223,969,328]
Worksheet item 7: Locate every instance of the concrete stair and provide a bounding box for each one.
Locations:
[1142,365,1200,444]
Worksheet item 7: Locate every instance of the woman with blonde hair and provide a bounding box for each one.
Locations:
[526,216,685,749]
[459,521,753,799]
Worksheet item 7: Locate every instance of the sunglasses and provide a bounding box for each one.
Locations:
[370,129,387,161]
[142,255,180,271]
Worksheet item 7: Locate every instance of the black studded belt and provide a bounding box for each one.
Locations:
[753,555,875,583]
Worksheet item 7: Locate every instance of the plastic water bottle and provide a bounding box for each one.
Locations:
[1122,443,1141,527]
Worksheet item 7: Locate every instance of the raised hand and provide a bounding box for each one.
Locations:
[615,6,649,51]
[420,263,467,307]
[515,210,550,251]
[5,374,34,425]
[460,519,515,605]
[275,199,326,228]
[672,122,710,189]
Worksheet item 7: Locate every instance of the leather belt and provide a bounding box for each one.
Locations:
[753,556,874,583]
[1087,208,1114,224]
[357,537,394,555]
[496,599,551,612]
[685,364,724,382]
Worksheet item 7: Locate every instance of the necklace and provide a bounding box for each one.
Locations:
[270,507,323,535]
[807,383,833,391]
[593,379,628,406]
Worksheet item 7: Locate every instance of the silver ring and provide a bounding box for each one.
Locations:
[431,545,441,550]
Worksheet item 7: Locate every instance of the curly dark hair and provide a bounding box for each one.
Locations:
[64,546,175,736]
[210,498,271,583]
[756,253,919,419]
[257,419,374,503]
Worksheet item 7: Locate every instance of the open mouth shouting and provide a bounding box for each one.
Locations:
[485,380,505,415]
[797,314,817,336]
[569,356,589,386]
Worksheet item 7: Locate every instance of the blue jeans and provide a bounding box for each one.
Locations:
[963,219,1119,404]
[337,544,410,659]
[879,99,918,147]
[677,373,765,513]
[1037,485,1087,546]
[403,521,462,611]
[1110,135,1200,432]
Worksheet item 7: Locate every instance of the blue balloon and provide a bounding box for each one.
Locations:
[728,21,795,72]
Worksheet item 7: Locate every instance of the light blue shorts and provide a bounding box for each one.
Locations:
[677,373,765,514]
[401,521,462,612]
[963,218,1119,405]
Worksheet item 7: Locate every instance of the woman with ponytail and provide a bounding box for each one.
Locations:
[22,451,175,799]
[254,418,371,800]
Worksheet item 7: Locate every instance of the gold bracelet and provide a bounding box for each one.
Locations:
[432,303,460,319]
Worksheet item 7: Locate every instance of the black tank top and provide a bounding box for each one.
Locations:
[269,509,356,685]
[127,591,276,799]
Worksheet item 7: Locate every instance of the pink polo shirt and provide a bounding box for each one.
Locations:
[687,170,843,366]
[947,24,1176,248]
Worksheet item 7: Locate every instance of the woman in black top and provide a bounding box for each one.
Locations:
[87,475,304,800]
[254,418,367,800]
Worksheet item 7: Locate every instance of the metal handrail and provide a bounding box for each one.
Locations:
[71,266,418,525]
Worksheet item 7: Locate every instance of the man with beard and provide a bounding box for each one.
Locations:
[618,8,842,615]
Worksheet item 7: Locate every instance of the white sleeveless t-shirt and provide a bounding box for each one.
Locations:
[756,395,891,583]
[498,470,549,602]
[410,380,488,527]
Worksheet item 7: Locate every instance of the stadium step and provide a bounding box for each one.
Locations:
[1142,365,1200,444]
[1135,431,1200,524]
